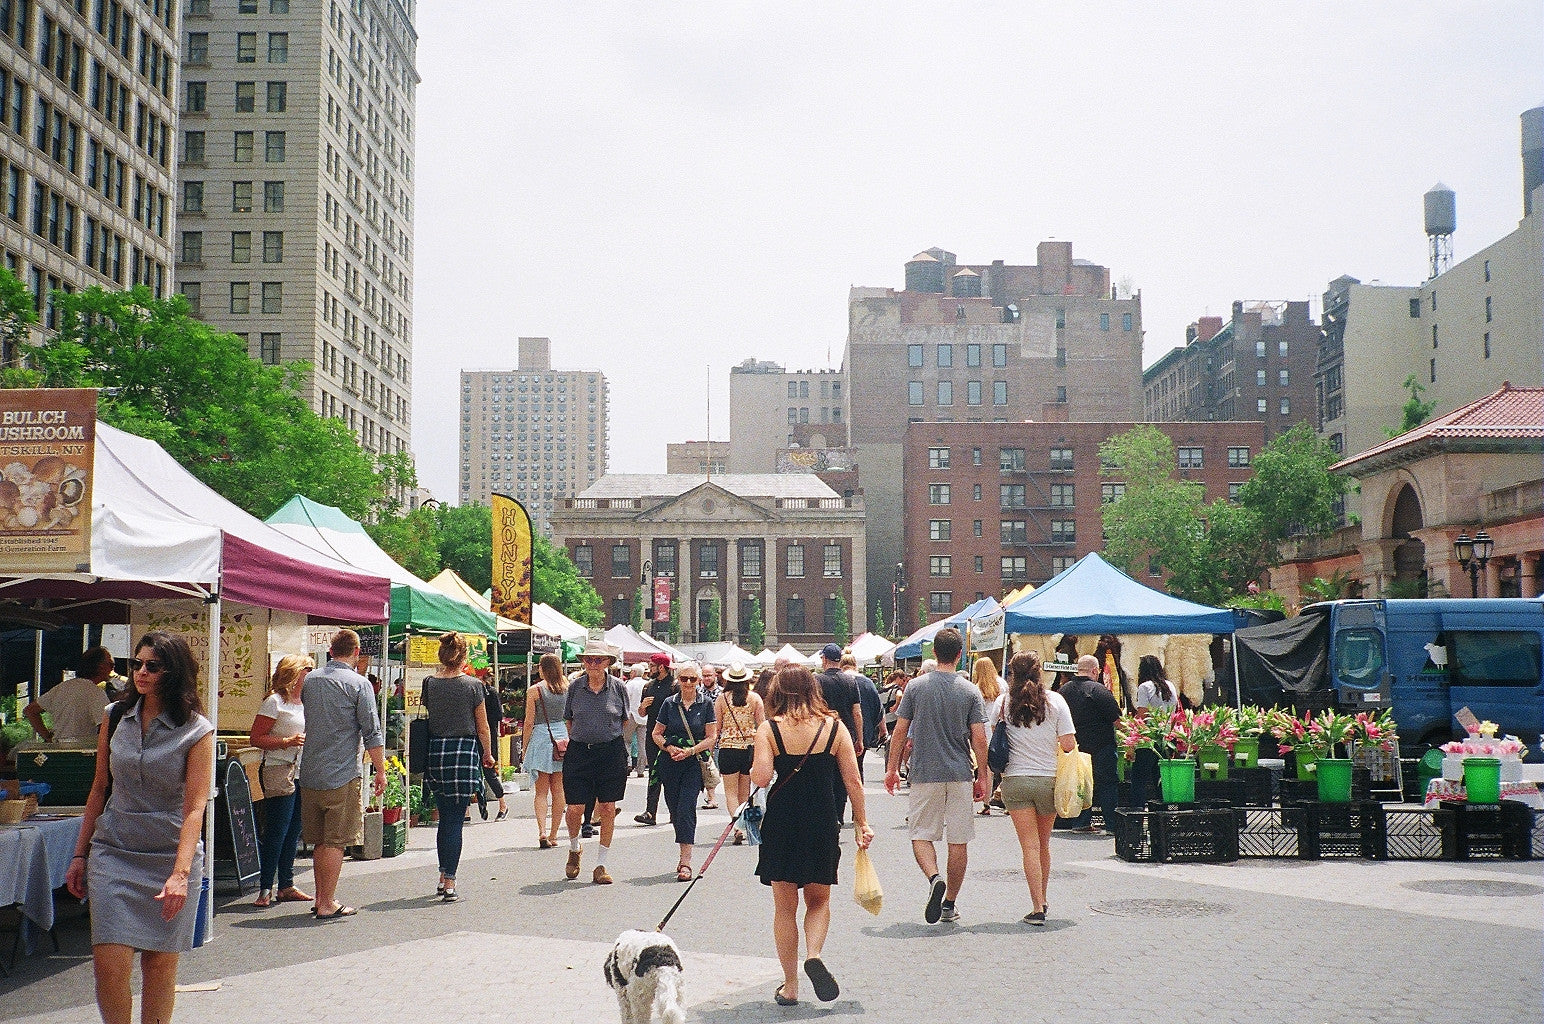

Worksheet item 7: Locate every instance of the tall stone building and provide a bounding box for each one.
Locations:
[1142,299,1317,438]
[847,242,1144,622]
[665,439,727,475]
[176,0,416,463]
[459,337,609,535]
[727,358,846,473]
[0,0,179,364]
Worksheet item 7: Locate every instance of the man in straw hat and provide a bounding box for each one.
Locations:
[562,640,630,884]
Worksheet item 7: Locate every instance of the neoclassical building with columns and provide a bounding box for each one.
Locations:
[1270,384,1543,601]
[550,474,866,648]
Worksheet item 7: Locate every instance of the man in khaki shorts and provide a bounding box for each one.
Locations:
[299,630,386,919]
[885,627,988,925]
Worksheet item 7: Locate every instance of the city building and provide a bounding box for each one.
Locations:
[176,0,417,464]
[848,241,1145,616]
[1269,384,1543,601]
[1315,107,1543,460]
[665,439,727,475]
[727,358,846,473]
[459,337,609,533]
[1143,300,1318,437]
[901,418,1263,634]
[550,473,865,648]
[0,0,179,364]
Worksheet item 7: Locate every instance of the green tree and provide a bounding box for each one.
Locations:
[433,503,494,592]
[1237,422,1352,541]
[916,596,927,632]
[533,532,602,628]
[702,596,721,643]
[871,600,887,640]
[365,507,442,580]
[1099,425,1207,587]
[744,595,765,651]
[631,586,645,632]
[829,595,851,645]
[1384,376,1437,438]
[0,267,39,385]
[667,589,682,644]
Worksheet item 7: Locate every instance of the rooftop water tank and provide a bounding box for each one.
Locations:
[1423,183,1456,237]
[1523,106,1544,216]
[905,251,945,293]
[951,267,981,298]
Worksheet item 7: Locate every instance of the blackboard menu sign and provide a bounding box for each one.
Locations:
[214,758,261,895]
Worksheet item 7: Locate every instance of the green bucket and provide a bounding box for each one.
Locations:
[1232,737,1260,769]
[1316,757,1354,802]
[1197,744,1230,780]
[1295,750,1318,780]
[1159,758,1196,803]
[1463,757,1502,804]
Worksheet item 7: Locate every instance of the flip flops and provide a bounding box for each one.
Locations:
[803,958,839,1002]
[314,905,357,920]
[774,985,798,1006]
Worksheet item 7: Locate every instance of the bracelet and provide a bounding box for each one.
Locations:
[72,854,87,861]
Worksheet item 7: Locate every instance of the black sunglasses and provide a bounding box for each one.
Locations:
[129,658,165,674]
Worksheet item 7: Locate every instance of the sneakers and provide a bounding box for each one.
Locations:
[1022,910,1045,926]
[924,876,947,924]
[441,888,459,903]
[938,900,960,924]
[581,823,598,839]
[592,866,613,885]
[565,850,581,879]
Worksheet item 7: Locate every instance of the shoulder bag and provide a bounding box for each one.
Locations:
[535,685,567,761]
[987,695,1011,775]
[677,698,721,790]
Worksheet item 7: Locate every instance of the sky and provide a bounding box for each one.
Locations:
[411,2,1544,502]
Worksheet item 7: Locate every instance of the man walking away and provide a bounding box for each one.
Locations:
[884,628,987,925]
[634,654,676,825]
[1059,655,1121,833]
[624,663,647,777]
[816,644,863,825]
[299,630,386,919]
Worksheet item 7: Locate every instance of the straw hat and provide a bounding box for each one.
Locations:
[578,639,618,664]
[722,661,753,684]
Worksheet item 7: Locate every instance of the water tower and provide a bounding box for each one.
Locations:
[1424,183,1455,280]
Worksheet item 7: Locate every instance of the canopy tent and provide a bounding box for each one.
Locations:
[423,567,528,634]
[1002,552,1241,636]
[892,597,1001,661]
[753,648,777,667]
[266,496,495,638]
[773,642,817,668]
[847,631,896,667]
[1001,582,1036,606]
[532,602,589,661]
[674,641,759,668]
[604,625,690,665]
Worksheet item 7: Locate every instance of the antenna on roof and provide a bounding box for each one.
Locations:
[705,363,712,481]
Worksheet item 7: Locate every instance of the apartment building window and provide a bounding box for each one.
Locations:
[928,446,950,469]
[972,484,982,500]
[267,32,287,63]
[937,380,952,406]
[1000,557,1027,581]
[238,0,257,11]
[966,343,980,367]
[1001,519,1027,544]
[610,544,630,578]
[992,343,1007,367]
[186,32,208,64]
[999,447,1025,472]
[1228,482,1244,501]
[1122,313,1133,331]
[1100,312,1109,331]
[1278,340,1288,357]
[1227,446,1250,467]
[786,544,804,578]
[786,598,805,634]
[229,282,250,313]
[261,281,281,313]
[1051,519,1075,544]
[264,131,285,161]
[237,32,256,62]
[798,380,808,398]
[1280,397,1290,415]
[181,282,201,314]
[1483,332,1490,359]
[785,408,797,425]
[235,81,254,111]
[1256,369,1266,387]
[907,344,923,367]
[928,484,950,506]
[993,381,1007,406]
[928,592,953,615]
[259,332,280,364]
[1279,369,1289,387]
[263,180,284,212]
[232,130,253,162]
[1049,447,1073,470]
[974,556,984,574]
[573,545,593,577]
[610,597,629,625]
[185,81,206,112]
[929,556,951,577]
[929,519,951,541]
[1000,485,1026,508]
[1052,556,1074,574]
[786,381,797,399]
[1101,482,1126,505]
[183,130,205,163]
[824,544,842,577]
[182,181,203,213]
[1056,386,1067,404]
[971,448,982,466]
[906,381,924,406]
[1054,309,1065,329]
[1257,398,1267,414]
[973,519,983,537]
[230,230,251,262]
[698,542,718,578]
[1409,297,1421,318]
[1050,484,1074,508]
[1484,296,1492,322]
[261,230,283,263]
[180,230,202,263]
[937,344,952,368]
[266,81,286,112]
[739,542,761,579]
[1177,446,1203,469]
[967,380,981,405]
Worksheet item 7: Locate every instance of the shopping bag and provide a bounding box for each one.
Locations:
[737,788,764,846]
[852,846,883,916]
[1076,751,1094,812]
[1054,744,1084,818]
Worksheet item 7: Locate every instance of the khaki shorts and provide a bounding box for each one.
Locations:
[907,781,977,844]
[999,775,1057,815]
[300,778,364,848]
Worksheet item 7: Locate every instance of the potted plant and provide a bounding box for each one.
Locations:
[1187,708,1239,781]
[1303,710,1357,802]
[1231,705,1266,768]
[1268,708,1318,780]
[380,757,407,825]
[408,782,436,826]
[1147,708,1197,803]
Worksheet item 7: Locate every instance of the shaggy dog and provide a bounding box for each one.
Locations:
[605,930,686,1024]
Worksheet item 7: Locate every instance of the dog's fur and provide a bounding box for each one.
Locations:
[606,930,686,1024]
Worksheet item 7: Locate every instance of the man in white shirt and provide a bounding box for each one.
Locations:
[25,647,113,744]
[624,663,647,777]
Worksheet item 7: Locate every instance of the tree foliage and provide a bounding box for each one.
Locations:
[667,589,682,643]
[702,596,721,643]
[1385,376,1437,439]
[631,586,645,632]
[829,594,851,645]
[1237,422,1352,541]
[744,595,765,651]
[871,600,886,641]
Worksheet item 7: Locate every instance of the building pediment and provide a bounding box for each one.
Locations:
[634,481,779,524]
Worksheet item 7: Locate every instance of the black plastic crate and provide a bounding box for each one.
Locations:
[1112,809,1157,863]
[1297,801,1386,859]
[1533,809,1544,860]
[1237,806,1301,857]
[1235,767,1274,807]
[1438,801,1532,860]
[1153,808,1239,863]
[1280,778,1319,806]
[1194,778,1241,806]
[1382,807,1444,860]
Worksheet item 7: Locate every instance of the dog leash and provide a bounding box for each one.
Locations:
[655,815,736,932]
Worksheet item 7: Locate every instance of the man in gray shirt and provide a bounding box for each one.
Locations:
[885,627,988,925]
[299,629,385,919]
[562,639,630,884]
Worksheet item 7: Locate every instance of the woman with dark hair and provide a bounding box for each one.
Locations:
[992,653,1075,926]
[422,632,496,901]
[523,653,569,848]
[750,666,872,1006]
[65,631,215,1024]
[1130,655,1177,807]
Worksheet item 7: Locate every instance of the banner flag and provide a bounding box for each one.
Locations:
[490,493,533,626]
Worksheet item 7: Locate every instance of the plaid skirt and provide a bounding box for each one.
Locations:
[426,736,482,801]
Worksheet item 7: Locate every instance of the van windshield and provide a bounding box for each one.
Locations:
[1449,631,1542,688]
[1334,629,1384,686]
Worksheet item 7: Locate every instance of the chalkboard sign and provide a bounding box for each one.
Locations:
[213,758,261,896]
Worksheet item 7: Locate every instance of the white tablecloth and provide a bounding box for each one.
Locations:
[0,816,83,933]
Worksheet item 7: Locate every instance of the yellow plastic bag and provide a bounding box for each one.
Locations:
[1055,744,1088,818]
[1077,751,1094,811]
[852,846,883,916]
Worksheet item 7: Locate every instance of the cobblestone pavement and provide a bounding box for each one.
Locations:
[4,776,1541,1023]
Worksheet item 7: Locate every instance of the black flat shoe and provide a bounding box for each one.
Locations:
[774,985,798,1006]
[479,803,489,821]
[804,958,839,1002]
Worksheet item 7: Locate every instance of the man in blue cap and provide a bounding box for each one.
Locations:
[816,642,863,826]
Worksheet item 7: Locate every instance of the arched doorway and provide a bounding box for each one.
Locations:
[1389,484,1426,596]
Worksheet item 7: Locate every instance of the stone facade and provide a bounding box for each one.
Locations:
[727,358,847,473]
[550,474,865,648]
[665,439,727,475]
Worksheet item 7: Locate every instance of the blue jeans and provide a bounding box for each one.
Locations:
[259,789,303,891]
[435,793,471,880]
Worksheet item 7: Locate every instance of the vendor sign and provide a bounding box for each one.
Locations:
[968,609,1006,652]
[490,493,533,626]
[130,600,268,726]
[0,388,96,572]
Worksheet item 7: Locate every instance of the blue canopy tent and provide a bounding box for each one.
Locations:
[1002,553,1242,636]
[893,597,1001,661]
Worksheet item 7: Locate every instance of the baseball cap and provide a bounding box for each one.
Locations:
[820,643,843,662]
[649,652,672,667]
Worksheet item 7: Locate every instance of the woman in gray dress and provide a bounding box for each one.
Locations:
[65,631,215,1024]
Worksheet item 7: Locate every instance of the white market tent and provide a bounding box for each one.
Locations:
[533,602,589,644]
[674,641,759,668]
[847,631,897,667]
[753,648,777,667]
[773,642,818,668]
[604,625,690,665]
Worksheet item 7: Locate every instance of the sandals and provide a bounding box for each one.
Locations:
[538,837,555,849]
[676,863,694,882]
[774,984,798,1007]
[732,828,746,846]
[314,905,357,920]
[804,957,839,1002]
[253,890,272,908]
[276,887,311,903]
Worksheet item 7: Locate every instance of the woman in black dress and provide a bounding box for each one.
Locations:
[750,666,872,1007]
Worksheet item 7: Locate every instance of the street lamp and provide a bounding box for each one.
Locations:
[1453,530,1493,598]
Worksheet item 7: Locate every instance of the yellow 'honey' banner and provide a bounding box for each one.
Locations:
[491,493,532,626]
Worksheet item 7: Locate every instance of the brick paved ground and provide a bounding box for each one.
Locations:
[4,776,1541,1023]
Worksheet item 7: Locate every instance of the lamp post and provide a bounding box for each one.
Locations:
[892,561,906,638]
[1453,530,1493,598]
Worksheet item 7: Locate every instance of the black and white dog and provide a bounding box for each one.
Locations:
[605,929,687,1024]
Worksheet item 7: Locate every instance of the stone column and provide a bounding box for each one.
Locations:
[764,537,780,648]
[1523,553,1544,599]
[1483,557,1502,600]
[723,535,738,641]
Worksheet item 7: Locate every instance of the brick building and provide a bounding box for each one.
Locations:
[727,359,847,473]
[549,474,865,648]
[900,419,1264,633]
[1143,300,1318,438]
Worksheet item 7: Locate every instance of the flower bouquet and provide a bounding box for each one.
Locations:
[1188,708,1240,779]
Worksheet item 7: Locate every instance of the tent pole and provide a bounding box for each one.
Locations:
[32,629,43,704]
[1231,633,1241,709]
[204,595,221,945]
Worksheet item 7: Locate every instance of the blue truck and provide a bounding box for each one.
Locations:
[1234,598,1544,757]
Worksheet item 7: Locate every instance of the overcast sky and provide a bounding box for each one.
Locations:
[411,2,1543,501]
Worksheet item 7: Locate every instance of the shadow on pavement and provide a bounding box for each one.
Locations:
[360,895,446,913]
[518,879,574,896]
[224,911,330,930]
[695,996,866,1021]
[626,871,690,887]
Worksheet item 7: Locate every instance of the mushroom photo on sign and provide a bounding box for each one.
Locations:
[0,456,87,531]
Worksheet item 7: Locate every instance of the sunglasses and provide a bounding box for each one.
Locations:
[678,675,700,681]
[129,658,165,674]
[581,656,609,664]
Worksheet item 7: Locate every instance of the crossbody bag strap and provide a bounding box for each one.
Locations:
[677,699,702,754]
[535,685,559,746]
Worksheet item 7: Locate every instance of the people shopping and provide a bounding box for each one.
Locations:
[248,654,314,908]
[522,653,569,848]
[650,662,719,880]
[422,633,497,901]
